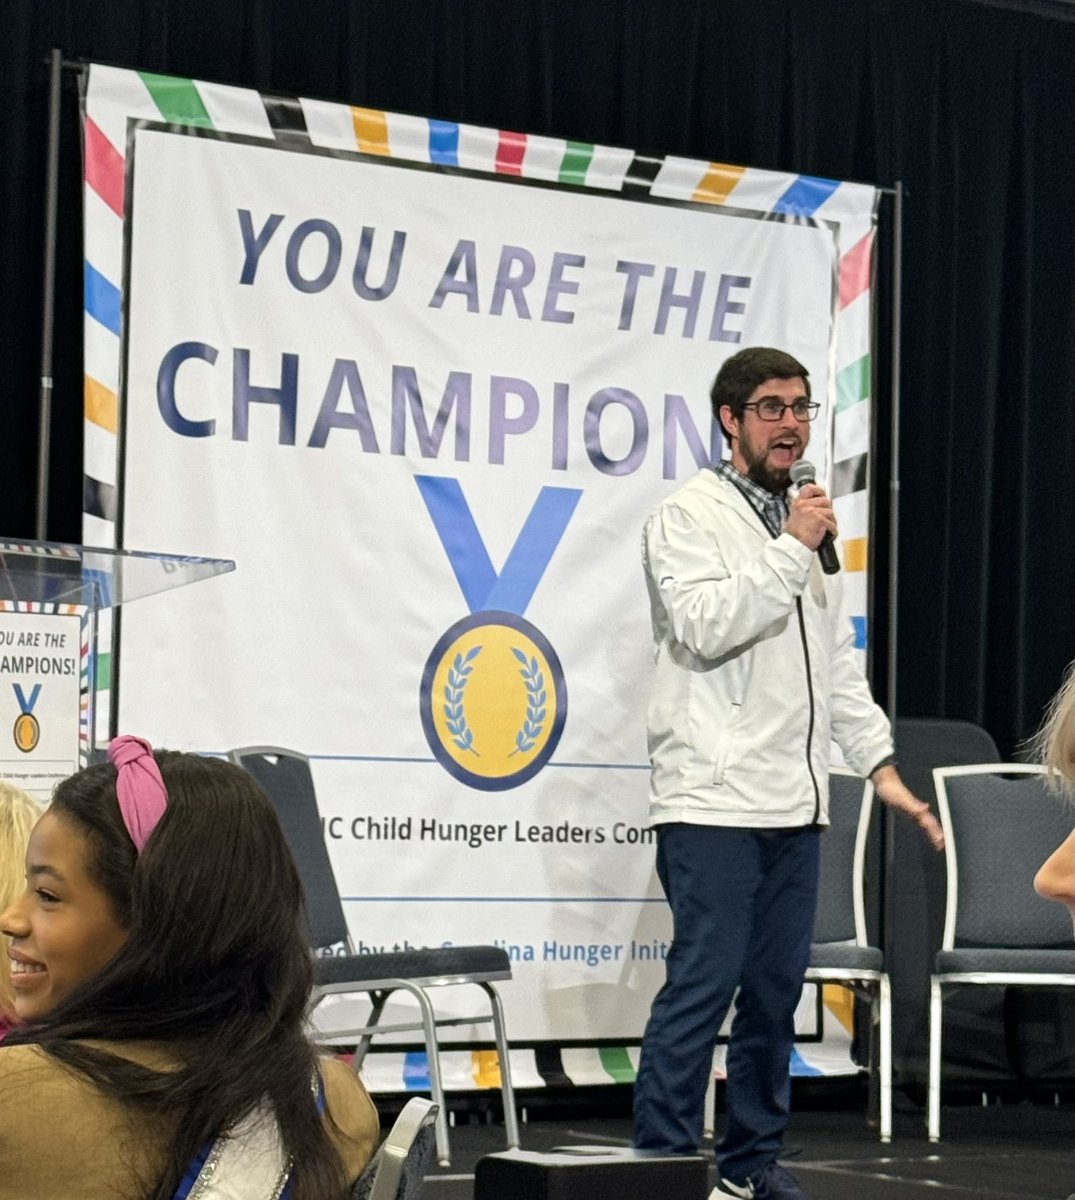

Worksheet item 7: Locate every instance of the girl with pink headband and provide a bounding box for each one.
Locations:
[0,736,378,1199]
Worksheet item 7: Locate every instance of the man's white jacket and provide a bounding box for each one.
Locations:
[643,468,893,828]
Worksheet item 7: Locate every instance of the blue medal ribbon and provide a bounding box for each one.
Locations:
[13,683,41,714]
[415,476,581,616]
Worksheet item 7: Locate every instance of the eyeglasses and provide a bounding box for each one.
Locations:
[743,398,820,422]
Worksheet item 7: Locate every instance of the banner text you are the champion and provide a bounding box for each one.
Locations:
[154,207,760,475]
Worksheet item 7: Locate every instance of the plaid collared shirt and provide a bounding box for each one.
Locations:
[713,461,789,538]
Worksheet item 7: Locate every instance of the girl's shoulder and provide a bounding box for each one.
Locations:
[0,1042,173,1200]
[0,1038,180,1089]
[0,1040,53,1077]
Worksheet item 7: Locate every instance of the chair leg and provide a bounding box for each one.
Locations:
[481,981,520,1150]
[407,983,452,1168]
[878,975,892,1144]
[351,990,391,1073]
[928,978,942,1142]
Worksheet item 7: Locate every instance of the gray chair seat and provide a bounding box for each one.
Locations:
[808,942,884,973]
[935,946,1073,975]
[317,946,511,988]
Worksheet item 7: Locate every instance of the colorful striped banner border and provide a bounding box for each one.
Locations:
[335,1034,858,1094]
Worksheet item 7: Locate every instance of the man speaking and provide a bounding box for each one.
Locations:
[633,347,944,1200]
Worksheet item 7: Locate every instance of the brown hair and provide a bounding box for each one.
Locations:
[710,346,811,438]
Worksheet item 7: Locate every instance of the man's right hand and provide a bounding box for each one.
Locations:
[785,483,838,550]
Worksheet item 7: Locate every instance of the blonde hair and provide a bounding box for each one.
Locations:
[0,781,42,1023]
[1036,662,1075,793]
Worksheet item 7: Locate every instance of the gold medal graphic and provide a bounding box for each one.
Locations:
[14,711,40,753]
[420,611,567,791]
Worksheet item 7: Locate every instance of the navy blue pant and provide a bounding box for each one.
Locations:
[633,823,820,1184]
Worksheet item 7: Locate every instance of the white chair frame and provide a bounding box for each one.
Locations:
[805,771,892,1143]
[314,962,520,1167]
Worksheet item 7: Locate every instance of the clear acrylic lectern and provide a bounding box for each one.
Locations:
[0,538,234,764]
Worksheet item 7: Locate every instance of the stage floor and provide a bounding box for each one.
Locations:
[402,1095,1075,1200]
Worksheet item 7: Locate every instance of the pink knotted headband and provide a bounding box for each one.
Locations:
[108,734,168,853]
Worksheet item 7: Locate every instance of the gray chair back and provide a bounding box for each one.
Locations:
[229,746,350,951]
[887,720,1002,1076]
[937,766,1074,950]
[894,719,1000,804]
[814,771,869,944]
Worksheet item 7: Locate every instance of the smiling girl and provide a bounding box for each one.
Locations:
[0,737,377,1200]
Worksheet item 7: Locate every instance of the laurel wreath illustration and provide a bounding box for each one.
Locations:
[444,646,482,754]
[442,644,548,757]
[510,648,547,755]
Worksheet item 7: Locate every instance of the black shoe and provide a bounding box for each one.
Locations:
[711,1161,810,1199]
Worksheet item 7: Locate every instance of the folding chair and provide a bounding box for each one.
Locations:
[352,1097,438,1200]
[228,746,521,1166]
[805,770,892,1141]
[887,719,1001,1083]
[928,763,1075,1140]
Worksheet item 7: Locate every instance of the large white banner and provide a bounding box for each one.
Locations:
[117,124,838,1041]
[82,66,878,1059]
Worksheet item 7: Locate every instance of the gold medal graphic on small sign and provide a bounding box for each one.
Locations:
[14,712,40,753]
[420,610,567,791]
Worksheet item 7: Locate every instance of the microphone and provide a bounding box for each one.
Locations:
[788,460,841,575]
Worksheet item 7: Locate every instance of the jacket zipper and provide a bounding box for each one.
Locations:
[726,476,822,822]
[795,596,822,824]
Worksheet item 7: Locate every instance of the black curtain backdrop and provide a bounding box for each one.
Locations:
[6,0,1074,756]
[3,0,1075,1081]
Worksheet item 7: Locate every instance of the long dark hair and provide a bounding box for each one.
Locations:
[7,751,348,1200]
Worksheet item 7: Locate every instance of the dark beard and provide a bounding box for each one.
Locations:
[745,460,791,494]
